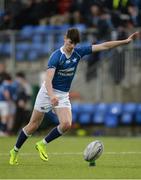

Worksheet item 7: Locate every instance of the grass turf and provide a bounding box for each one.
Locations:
[0,136,141,179]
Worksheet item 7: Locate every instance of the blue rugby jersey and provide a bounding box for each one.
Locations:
[47,45,92,92]
[0,81,15,101]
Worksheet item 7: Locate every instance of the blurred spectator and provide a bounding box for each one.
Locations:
[86,4,113,40]
[0,0,140,30]
[58,0,73,14]
[133,31,141,48]
[117,26,128,40]
[127,4,141,27]
[0,73,15,136]
[12,0,40,29]
[12,72,32,134]
[130,0,141,9]
[4,0,25,29]
[102,0,134,28]
[4,0,59,29]
[69,10,84,25]
[6,0,25,17]
[0,10,11,30]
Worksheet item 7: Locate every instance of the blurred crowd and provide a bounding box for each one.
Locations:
[0,0,141,31]
[0,63,32,136]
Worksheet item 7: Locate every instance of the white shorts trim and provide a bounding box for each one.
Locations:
[0,101,9,116]
[34,84,71,113]
[0,101,16,116]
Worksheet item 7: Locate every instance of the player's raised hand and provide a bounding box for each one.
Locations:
[126,32,139,43]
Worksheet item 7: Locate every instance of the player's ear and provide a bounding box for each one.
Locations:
[64,35,67,43]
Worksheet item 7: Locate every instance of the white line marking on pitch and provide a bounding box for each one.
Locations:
[0,152,141,156]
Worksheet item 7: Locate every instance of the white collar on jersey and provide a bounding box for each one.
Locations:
[60,46,74,59]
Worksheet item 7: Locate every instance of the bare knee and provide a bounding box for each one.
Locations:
[24,121,40,134]
[60,121,72,133]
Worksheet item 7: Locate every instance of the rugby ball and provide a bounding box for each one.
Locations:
[83,140,104,161]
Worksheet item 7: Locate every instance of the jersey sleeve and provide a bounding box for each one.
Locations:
[75,45,92,58]
[47,51,60,69]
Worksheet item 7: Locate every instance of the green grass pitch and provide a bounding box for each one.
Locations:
[0,136,141,179]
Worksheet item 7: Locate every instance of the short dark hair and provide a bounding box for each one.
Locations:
[3,73,12,81]
[16,72,25,79]
[66,28,80,44]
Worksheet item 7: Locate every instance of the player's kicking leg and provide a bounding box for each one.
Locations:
[36,107,72,161]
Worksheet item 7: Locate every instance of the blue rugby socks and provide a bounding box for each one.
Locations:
[14,126,63,151]
[44,126,63,144]
[14,129,31,151]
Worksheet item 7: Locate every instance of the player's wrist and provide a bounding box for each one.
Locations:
[50,94,55,99]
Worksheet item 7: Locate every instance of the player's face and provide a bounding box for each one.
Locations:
[64,37,76,52]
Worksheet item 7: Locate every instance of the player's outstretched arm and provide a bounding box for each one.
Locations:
[92,32,139,52]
